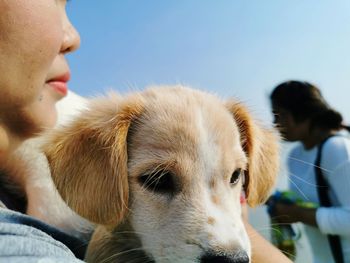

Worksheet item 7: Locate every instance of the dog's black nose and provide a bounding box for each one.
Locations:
[200,251,249,263]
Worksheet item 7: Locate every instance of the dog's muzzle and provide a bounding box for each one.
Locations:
[200,251,249,263]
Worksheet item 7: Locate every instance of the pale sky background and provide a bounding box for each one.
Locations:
[65,2,350,261]
[66,0,350,124]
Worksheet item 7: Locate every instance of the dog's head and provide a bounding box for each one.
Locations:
[44,86,279,263]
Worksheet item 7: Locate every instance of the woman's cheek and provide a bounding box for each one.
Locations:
[0,3,63,107]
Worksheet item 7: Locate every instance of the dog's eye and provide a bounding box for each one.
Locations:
[230,169,243,185]
[138,170,177,195]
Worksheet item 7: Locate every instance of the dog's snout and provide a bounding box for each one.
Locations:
[200,251,249,263]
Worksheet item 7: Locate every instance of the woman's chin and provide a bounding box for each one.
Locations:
[15,102,58,139]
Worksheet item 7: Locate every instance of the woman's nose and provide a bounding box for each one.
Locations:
[61,16,81,54]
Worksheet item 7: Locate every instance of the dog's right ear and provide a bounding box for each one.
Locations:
[44,95,144,226]
[226,101,280,207]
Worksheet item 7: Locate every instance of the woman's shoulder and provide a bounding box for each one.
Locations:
[0,207,87,261]
[323,134,350,153]
[322,134,350,170]
[0,208,84,263]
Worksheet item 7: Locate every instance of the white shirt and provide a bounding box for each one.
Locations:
[288,135,350,263]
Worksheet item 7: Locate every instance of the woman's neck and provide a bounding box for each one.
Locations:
[301,128,336,150]
[0,125,22,160]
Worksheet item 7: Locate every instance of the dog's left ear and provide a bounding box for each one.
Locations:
[44,95,144,226]
[226,101,280,207]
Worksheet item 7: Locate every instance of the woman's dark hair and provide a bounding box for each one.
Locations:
[270,80,350,132]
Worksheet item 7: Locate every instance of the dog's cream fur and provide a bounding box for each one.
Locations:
[44,86,279,263]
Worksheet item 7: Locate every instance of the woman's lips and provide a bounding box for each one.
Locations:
[48,81,68,96]
[47,72,70,96]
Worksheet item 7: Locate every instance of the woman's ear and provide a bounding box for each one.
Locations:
[44,94,144,226]
[226,101,280,207]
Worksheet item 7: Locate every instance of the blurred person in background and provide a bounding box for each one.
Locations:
[270,80,350,263]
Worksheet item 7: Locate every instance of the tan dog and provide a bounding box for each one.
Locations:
[44,86,279,263]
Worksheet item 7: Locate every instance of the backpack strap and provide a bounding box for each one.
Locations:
[315,135,344,263]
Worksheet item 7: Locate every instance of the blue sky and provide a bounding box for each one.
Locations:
[66,1,350,122]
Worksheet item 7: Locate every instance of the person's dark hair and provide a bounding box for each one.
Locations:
[270,80,350,132]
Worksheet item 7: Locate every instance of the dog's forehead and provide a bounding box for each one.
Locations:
[139,87,240,140]
[128,87,245,175]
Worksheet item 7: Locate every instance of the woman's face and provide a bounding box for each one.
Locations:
[272,106,309,142]
[0,0,80,140]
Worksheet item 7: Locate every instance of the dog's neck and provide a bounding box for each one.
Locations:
[86,220,155,263]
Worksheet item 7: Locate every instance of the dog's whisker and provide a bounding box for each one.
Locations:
[287,176,310,201]
[268,225,292,238]
[112,230,165,242]
[268,222,294,228]
[287,171,320,188]
[127,165,166,208]
[129,255,156,263]
[278,248,295,259]
[140,163,166,192]
[99,247,150,263]
[287,156,331,172]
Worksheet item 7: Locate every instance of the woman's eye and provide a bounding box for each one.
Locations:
[230,169,243,185]
[138,170,177,195]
